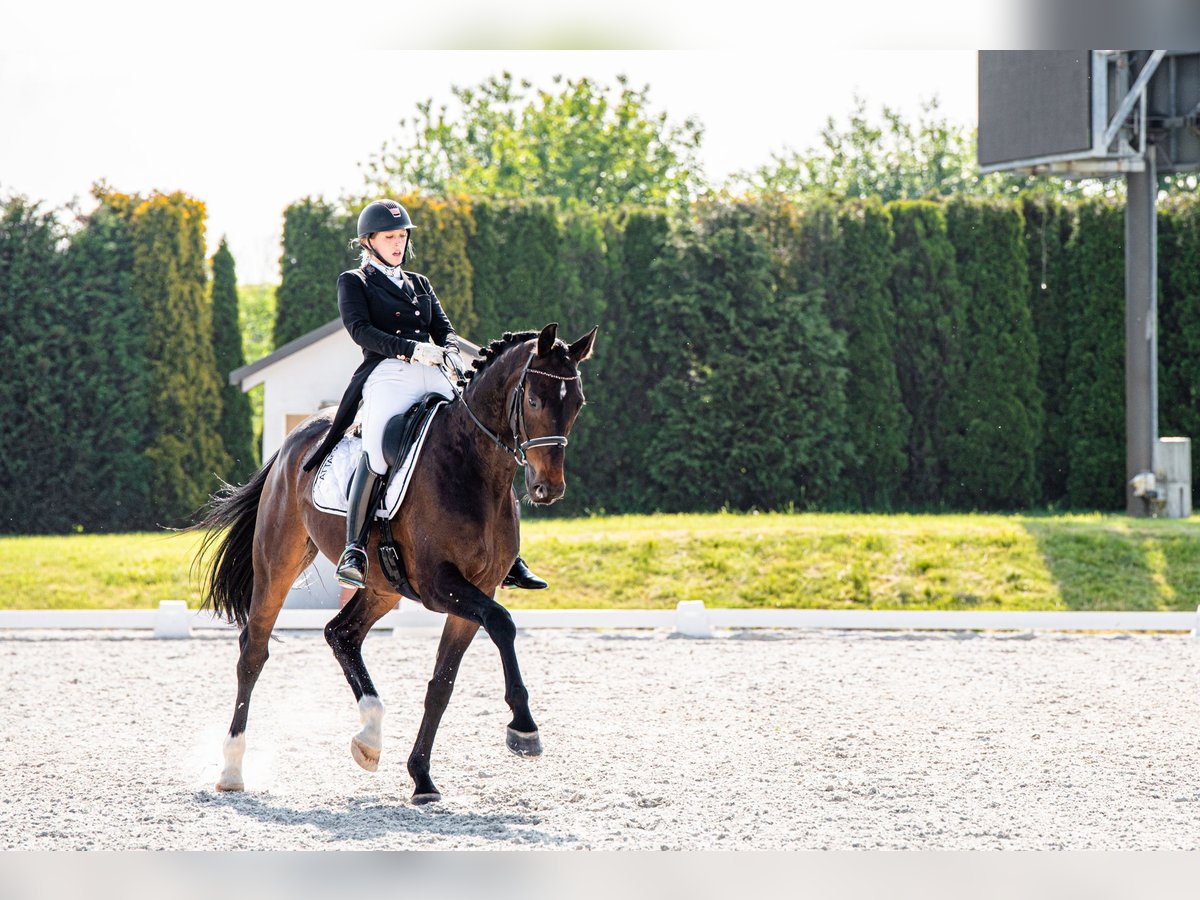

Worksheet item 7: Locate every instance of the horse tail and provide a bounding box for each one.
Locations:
[190,451,279,628]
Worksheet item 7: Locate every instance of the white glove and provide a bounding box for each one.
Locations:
[409,343,444,367]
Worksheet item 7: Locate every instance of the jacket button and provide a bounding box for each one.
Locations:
[395,312,401,317]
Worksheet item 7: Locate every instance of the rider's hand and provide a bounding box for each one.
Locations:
[409,343,444,367]
[444,345,465,380]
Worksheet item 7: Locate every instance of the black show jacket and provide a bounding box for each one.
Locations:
[304,265,458,471]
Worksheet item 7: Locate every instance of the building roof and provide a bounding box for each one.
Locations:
[230,318,482,386]
[229,318,344,386]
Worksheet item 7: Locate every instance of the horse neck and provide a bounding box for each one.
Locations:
[447,342,531,476]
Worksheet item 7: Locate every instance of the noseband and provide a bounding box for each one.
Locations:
[452,351,580,468]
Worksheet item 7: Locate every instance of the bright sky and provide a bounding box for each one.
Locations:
[1,15,985,283]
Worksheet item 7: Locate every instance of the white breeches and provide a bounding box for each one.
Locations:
[360,358,455,475]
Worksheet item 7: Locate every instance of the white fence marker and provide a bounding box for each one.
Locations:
[153,600,192,639]
[675,600,713,638]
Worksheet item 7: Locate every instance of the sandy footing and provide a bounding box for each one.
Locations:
[1,626,1198,849]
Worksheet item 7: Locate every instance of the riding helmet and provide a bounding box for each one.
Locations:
[357,199,416,237]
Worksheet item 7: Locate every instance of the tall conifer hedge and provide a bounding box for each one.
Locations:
[828,199,908,508]
[1023,195,1075,505]
[274,198,356,347]
[1065,198,1125,510]
[887,201,966,506]
[0,197,72,532]
[133,192,229,525]
[211,238,257,482]
[943,197,1042,508]
[63,192,150,530]
[1158,197,1200,448]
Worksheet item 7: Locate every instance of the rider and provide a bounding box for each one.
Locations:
[304,199,547,592]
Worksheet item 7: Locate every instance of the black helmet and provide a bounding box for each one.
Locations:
[357,199,416,237]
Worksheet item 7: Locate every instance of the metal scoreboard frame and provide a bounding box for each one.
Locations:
[977,50,1200,176]
[978,50,1200,516]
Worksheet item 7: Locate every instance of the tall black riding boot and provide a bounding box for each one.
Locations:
[503,556,548,590]
[336,452,382,589]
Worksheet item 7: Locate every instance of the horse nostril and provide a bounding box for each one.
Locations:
[534,484,547,500]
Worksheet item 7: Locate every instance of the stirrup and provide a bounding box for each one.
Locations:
[337,544,369,589]
[502,556,548,590]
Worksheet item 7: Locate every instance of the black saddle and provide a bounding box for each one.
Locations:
[374,392,449,604]
[380,393,448,471]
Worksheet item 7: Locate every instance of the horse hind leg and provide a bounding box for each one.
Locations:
[324,587,396,773]
[215,532,315,792]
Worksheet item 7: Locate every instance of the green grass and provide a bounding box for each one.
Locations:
[0,512,1196,611]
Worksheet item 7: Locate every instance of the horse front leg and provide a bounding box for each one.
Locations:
[324,587,397,772]
[407,614,480,804]
[431,561,542,757]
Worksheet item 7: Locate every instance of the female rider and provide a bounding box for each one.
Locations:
[303,199,546,592]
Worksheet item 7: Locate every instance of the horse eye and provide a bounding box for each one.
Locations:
[528,395,539,409]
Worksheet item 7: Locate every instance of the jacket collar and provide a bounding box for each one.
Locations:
[363,264,415,300]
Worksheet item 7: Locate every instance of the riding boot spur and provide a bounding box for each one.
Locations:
[337,452,382,589]
[503,556,548,590]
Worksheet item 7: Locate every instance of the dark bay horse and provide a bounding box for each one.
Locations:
[192,323,596,803]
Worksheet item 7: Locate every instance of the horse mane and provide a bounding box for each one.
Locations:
[465,330,539,384]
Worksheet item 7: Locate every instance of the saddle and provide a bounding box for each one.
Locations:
[373,392,449,603]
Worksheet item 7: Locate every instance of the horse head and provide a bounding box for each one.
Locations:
[519,322,597,504]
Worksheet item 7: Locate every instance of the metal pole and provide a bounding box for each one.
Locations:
[1125,147,1158,516]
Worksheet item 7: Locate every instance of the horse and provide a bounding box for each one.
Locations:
[191,323,596,803]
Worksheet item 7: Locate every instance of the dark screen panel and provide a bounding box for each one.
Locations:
[978,51,1094,168]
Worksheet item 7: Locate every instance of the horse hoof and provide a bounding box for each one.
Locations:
[351,737,380,772]
[506,726,543,757]
[411,791,442,805]
[215,780,244,793]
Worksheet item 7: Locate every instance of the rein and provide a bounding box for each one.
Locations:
[446,351,579,468]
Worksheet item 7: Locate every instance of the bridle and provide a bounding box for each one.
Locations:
[447,351,580,468]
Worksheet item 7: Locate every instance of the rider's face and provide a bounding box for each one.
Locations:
[368,229,408,265]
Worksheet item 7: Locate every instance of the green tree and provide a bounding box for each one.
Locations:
[645,202,848,511]
[888,200,966,506]
[62,190,152,530]
[830,199,910,507]
[363,73,706,207]
[742,95,1049,202]
[211,239,257,481]
[133,192,230,524]
[1023,195,1075,504]
[943,197,1042,508]
[1157,197,1200,455]
[275,197,355,347]
[1065,198,1125,510]
[564,207,671,514]
[235,282,274,458]
[0,196,73,532]
[466,198,564,344]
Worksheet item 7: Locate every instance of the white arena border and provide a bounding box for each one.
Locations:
[0,600,1197,639]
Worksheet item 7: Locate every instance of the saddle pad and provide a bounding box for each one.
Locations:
[311,404,444,520]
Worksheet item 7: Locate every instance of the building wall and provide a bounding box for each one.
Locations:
[247,329,360,460]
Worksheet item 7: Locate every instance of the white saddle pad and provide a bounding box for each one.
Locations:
[312,403,445,520]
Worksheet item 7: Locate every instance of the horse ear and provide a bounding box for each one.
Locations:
[537,322,558,358]
[568,326,598,364]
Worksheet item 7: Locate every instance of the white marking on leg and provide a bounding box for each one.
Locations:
[356,695,384,751]
[217,732,246,791]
